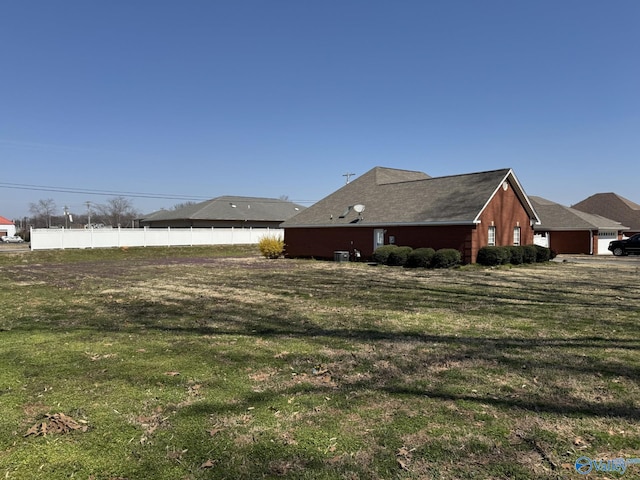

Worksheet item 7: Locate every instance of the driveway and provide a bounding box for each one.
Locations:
[0,243,30,254]
[553,254,640,265]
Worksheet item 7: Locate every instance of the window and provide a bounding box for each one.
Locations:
[513,226,521,246]
[488,226,496,246]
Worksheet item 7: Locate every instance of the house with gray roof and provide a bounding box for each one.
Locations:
[140,196,305,229]
[572,193,640,236]
[530,196,629,255]
[281,166,540,263]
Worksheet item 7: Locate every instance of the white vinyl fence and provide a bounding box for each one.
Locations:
[30,227,282,251]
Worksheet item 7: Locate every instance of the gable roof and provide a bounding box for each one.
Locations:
[142,196,305,223]
[0,216,14,225]
[282,166,539,228]
[572,193,640,231]
[530,196,629,231]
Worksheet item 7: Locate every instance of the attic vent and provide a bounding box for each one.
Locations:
[338,206,352,218]
[502,182,509,191]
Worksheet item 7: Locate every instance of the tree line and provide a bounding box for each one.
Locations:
[26,196,140,229]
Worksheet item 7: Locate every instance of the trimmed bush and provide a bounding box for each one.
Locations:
[534,245,551,263]
[522,245,537,264]
[406,247,436,268]
[508,246,524,265]
[258,235,284,259]
[476,246,510,266]
[387,246,413,266]
[372,245,398,264]
[431,248,461,268]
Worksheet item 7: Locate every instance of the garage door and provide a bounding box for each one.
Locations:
[597,230,617,255]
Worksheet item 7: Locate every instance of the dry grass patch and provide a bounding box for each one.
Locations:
[1,250,639,479]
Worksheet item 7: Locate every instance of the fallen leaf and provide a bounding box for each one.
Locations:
[201,459,216,469]
[24,413,88,437]
[397,458,410,471]
[165,371,180,376]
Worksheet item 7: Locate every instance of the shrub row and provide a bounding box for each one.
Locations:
[476,245,554,266]
[373,245,462,269]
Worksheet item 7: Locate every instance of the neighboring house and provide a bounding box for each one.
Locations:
[140,196,305,229]
[530,196,629,255]
[0,216,16,237]
[281,166,540,264]
[572,193,640,236]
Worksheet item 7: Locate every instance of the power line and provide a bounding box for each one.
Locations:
[0,182,318,205]
[0,182,209,201]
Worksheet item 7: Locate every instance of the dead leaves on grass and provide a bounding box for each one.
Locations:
[85,351,117,361]
[396,446,415,471]
[24,413,88,437]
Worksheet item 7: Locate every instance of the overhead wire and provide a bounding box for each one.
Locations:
[0,182,317,205]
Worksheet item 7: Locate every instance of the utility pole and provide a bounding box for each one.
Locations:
[342,172,355,184]
[85,201,92,228]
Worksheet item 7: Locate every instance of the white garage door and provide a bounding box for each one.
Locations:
[597,230,617,255]
[534,233,548,248]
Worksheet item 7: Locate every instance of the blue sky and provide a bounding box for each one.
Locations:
[2,1,639,220]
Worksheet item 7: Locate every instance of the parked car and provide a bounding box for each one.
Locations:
[1,235,25,243]
[608,233,640,256]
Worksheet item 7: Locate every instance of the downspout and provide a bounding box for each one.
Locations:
[589,230,594,255]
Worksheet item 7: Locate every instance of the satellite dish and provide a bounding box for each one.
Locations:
[353,204,365,213]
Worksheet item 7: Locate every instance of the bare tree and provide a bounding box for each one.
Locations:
[29,198,57,228]
[95,196,139,227]
[172,201,197,210]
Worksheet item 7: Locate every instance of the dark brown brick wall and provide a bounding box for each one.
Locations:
[284,180,536,263]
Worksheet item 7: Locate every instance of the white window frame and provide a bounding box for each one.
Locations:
[488,226,496,246]
[513,226,521,246]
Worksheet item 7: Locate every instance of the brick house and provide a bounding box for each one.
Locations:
[281,167,540,264]
[530,196,629,255]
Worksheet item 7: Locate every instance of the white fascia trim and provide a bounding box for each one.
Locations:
[474,169,541,224]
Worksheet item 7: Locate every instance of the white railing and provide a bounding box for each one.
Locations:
[30,227,282,250]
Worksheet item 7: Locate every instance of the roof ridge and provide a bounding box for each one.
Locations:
[428,168,511,180]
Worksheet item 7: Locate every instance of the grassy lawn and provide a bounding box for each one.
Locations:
[1,246,639,479]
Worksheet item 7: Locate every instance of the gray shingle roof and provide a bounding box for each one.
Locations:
[142,196,305,223]
[282,166,537,227]
[572,193,640,231]
[530,196,629,231]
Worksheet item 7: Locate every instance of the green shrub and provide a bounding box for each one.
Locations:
[522,245,537,264]
[476,246,510,266]
[258,235,284,259]
[508,246,524,265]
[372,245,398,264]
[406,247,436,268]
[534,245,551,262]
[432,248,461,268]
[387,246,413,266]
